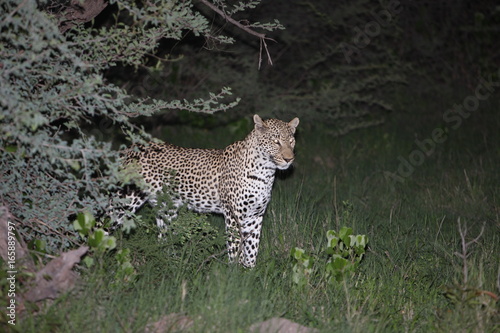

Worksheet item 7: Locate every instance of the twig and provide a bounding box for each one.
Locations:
[454,218,485,285]
[435,215,446,244]
[198,0,276,69]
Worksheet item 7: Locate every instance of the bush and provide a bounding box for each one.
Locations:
[0,0,281,253]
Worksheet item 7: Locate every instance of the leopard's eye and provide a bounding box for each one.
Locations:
[273,139,280,145]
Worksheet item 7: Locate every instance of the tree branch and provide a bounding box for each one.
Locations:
[197,0,276,69]
[55,0,108,33]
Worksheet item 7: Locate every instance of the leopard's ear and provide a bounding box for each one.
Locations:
[288,117,299,134]
[254,114,268,132]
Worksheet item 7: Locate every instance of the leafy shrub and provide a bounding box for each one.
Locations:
[291,226,368,287]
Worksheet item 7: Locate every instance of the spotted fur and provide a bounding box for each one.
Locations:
[113,114,299,267]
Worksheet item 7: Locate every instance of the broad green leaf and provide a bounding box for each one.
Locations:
[34,239,46,252]
[326,230,338,241]
[328,236,339,249]
[291,247,305,260]
[339,227,353,244]
[88,229,105,248]
[332,257,349,270]
[83,256,94,268]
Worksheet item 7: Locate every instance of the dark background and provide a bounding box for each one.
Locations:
[103,0,499,135]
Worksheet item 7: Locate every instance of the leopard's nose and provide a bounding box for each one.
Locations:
[283,157,294,163]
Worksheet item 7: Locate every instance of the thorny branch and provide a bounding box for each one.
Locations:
[48,0,276,67]
[198,0,276,69]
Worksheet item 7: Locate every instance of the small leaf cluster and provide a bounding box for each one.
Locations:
[290,247,314,287]
[291,227,368,287]
[325,227,368,282]
[73,212,117,268]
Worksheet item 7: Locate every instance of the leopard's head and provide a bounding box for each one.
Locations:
[253,114,300,170]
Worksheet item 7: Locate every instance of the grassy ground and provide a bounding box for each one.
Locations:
[22,84,499,332]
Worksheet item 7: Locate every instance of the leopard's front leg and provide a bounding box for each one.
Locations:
[239,216,263,268]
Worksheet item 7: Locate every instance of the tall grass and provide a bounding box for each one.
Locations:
[21,88,499,332]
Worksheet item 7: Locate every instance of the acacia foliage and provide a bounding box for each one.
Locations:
[0,0,280,252]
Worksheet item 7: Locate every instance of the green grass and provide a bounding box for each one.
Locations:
[20,87,500,332]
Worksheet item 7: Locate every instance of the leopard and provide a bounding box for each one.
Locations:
[111,114,299,268]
